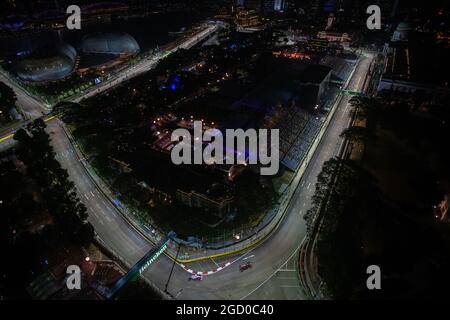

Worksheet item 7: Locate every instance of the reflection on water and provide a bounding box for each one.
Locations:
[0,11,205,58]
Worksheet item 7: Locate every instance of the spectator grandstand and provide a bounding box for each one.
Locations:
[265,103,323,172]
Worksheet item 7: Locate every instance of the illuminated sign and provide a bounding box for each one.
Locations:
[138,242,169,274]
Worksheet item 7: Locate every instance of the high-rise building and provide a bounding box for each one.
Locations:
[262,0,287,13]
[235,0,288,14]
[274,0,286,11]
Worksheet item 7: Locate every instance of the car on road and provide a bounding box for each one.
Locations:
[239,261,253,272]
[189,274,203,281]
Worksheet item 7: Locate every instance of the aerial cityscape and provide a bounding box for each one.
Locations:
[0,0,449,304]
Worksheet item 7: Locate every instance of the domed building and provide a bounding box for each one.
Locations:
[16,44,77,82]
[77,32,140,74]
[79,32,140,55]
[392,20,412,42]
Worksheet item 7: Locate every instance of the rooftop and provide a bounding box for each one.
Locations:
[80,32,140,55]
[298,64,332,84]
[384,34,450,87]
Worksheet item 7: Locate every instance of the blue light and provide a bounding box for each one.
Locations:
[324,0,336,12]
[161,74,182,91]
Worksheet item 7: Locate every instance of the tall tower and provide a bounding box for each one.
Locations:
[274,0,285,11]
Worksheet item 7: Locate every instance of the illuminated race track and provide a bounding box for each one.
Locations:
[51,55,373,300]
[0,27,373,299]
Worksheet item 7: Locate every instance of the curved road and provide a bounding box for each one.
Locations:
[49,55,373,300]
[2,43,373,299]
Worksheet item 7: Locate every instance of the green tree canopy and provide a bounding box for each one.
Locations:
[0,81,17,120]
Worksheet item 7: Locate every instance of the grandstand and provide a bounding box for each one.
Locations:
[265,104,323,172]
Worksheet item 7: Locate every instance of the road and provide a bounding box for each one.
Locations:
[0,71,49,150]
[0,23,219,149]
[183,55,373,300]
[238,56,373,300]
[0,25,373,298]
[71,24,219,104]
[47,55,373,300]
[0,71,48,120]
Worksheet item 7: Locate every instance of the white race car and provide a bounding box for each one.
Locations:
[189,274,204,281]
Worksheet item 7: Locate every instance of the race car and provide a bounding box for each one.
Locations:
[239,261,253,272]
[188,274,204,281]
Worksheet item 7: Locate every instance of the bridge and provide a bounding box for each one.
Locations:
[103,231,177,299]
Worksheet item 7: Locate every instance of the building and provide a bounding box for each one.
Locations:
[263,0,286,13]
[79,32,140,55]
[16,44,77,82]
[235,8,262,32]
[77,32,140,74]
[378,21,450,95]
[317,30,351,47]
[306,38,329,52]
[236,0,287,14]
[297,64,332,109]
[392,20,412,42]
[274,0,286,11]
[176,189,234,218]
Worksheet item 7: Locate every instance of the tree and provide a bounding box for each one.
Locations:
[340,125,376,143]
[0,81,17,120]
[307,156,381,298]
[13,118,94,246]
[349,96,380,120]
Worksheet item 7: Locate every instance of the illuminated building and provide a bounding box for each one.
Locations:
[316,30,351,47]
[235,8,262,32]
[16,44,76,82]
[80,32,140,55]
[272,51,311,60]
[77,32,140,74]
